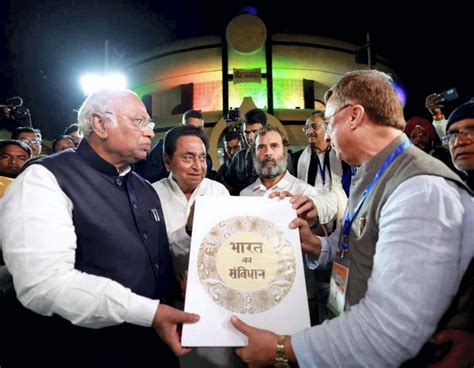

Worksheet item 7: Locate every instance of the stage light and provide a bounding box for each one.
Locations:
[80,73,127,96]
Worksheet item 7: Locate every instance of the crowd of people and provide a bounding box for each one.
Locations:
[0,69,472,367]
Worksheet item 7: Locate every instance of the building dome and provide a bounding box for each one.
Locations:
[127,15,400,168]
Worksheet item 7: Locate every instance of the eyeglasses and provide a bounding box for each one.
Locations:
[323,104,353,131]
[442,128,474,145]
[18,138,42,145]
[104,112,155,131]
[302,123,324,133]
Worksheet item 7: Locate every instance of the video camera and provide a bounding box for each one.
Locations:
[224,107,244,140]
[0,96,32,130]
[225,107,240,123]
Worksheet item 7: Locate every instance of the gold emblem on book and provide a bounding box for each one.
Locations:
[198,216,296,313]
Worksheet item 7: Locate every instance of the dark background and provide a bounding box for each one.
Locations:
[1,0,472,138]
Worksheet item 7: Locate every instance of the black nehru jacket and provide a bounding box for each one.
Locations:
[6,140,178,367]
[37,140,173,300]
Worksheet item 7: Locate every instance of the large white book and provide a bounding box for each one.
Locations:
[182,196,310,346]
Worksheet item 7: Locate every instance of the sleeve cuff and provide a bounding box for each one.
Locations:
[305,253,319,270]
[170,226,191,258]
[305,235,332,268]
[291,330,317,368]
[316,236,333,268]
[125,293,160,327]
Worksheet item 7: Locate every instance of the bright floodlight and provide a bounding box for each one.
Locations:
[80,73,127,96]
[80,74,101,96]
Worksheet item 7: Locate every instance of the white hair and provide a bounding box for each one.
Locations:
[77,90,136,138]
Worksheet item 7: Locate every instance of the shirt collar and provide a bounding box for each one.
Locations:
[168,172,183,193]
[275,171,292,189]
[168,172,204,196]
[250,171,290,192]
[249,177,264,192]
[77,139,131,177]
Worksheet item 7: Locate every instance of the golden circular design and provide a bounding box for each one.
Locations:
[197,216,296,314]
[225,14,267,54]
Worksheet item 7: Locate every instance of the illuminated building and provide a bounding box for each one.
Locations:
[127,15,401,167]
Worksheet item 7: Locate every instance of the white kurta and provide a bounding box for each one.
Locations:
[297,145,347,224]
[153,175,229,275]
[240,170,337,224]
[153,175,244,368]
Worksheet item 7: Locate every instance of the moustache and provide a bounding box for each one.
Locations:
[262,157,277,165]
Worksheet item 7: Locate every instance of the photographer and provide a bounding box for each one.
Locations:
[216,129,242,185]
[0,96,32,131]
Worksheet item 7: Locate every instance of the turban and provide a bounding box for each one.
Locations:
[404,116,436,141]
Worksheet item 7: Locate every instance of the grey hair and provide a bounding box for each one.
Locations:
[77,90,125,138]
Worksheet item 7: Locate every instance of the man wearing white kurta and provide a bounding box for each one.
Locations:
[295,110,347,225]
[240,125,334,325]
[152,125,229,274]
[152,125,242,368]
[241,126,337,226]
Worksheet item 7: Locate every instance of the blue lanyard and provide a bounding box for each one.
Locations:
[315,153,326,186]
[340,140,411,256]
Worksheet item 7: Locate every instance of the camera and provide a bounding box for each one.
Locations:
[225,107,240,123]
[224,108,244,140]
[0,96,32,130]
[439,88,459,103]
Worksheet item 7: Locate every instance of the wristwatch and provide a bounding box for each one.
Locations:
[275,335,290,368]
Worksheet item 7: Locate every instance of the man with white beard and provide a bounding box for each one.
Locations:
[240,125,337,324]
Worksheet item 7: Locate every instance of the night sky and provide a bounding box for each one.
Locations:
[1,0,472,138]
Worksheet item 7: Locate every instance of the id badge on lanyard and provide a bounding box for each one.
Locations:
[327,258,350,317]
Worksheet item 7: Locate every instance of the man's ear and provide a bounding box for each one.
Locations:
[91,113,109,139]
[349,105,365,130]
[163,153,171,172]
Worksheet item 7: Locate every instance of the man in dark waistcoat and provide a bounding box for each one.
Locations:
[0,89,199,367]
[227,70,473,367]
